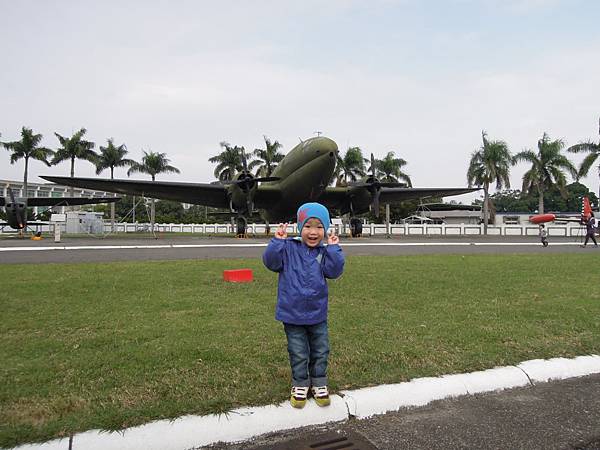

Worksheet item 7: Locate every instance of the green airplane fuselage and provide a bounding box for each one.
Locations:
[258,137,338,223]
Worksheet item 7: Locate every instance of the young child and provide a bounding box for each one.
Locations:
[262,202,345,409]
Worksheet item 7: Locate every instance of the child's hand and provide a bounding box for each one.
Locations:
[327,228,339,245]
[275,223,288,239]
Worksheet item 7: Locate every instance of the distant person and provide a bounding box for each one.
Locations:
[539,224,548,247]
[262,202,345,409]
[582,214,598,247]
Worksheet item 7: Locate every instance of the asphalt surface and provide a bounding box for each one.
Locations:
[207,374,600,450]
[0,234,598,264]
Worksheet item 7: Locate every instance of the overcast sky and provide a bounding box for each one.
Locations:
[1,0,599,204]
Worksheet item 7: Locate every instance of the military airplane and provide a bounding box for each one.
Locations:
[0,187,120,232]
[41,136,478,237]
[529,196,593,225]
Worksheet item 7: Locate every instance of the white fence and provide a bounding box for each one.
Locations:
[102,222,589,237]
[2,222,589,237]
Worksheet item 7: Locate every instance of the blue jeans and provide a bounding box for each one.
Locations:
[283,321,329,387]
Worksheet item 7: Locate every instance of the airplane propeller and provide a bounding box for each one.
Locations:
[348,153,407,217]
[222,147,280,214]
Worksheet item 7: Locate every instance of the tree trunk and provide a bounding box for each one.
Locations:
[151,175,155,234]
[110,167,115,232]
[70,157,75,198]
[538,187,544,214]
[111,203,116,233]
[23,156,29,197]
[151,198,155,234]
[483,184,489,235]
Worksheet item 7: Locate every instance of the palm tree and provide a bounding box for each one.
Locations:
[208,142,245,181]
[513,132,577,214]
[370,151,412,186]
[567,117,600,201]
[467,131,512,234]
[248,136,284,177]
[96,138,135,232]
[127,151,180,233]
[2,127,54,196]
[333,146,367,186]
[52,128,97,197]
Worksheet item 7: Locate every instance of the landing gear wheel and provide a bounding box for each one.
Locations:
[236,216,248,238]
[350,218,362,238]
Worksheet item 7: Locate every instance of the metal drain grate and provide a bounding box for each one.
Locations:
[308,435,356,449]
[266,431,379,450]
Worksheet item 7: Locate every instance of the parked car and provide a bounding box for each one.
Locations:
[401,215,437,224]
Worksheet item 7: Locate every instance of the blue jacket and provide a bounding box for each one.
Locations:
[262,237,345,325]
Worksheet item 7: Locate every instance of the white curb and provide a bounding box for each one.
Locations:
[340,365,531,419]
[517,354,600,383]
[443,366,531,395]
[8,355,600,450]
[71,396,348,450]
[341,375,468,418]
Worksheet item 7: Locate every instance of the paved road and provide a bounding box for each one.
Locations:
[1,235,598,264]
[207,374,600,450]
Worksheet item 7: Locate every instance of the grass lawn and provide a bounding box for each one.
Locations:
[2,254,600,447]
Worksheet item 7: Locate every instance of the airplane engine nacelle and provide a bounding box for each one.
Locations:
[228,172,258,213]
[343,175,381,214]
[345,185,375,215]
[5,202,27,229]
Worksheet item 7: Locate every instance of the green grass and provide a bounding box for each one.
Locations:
[2,254,600,446]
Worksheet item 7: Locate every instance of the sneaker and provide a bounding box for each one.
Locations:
[311,386,331,407]
[290,386,309,408]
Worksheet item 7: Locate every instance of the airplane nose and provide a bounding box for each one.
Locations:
[312,137,338,158]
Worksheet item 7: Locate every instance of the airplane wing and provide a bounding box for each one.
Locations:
[378,187,479,203]
[26,197,120,207]
[1,195,119,207]
[318,186,479,211]
[379,188,479,203]
[40,176,232,209]
[316,187,349,210]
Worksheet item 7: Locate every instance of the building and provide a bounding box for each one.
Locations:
[415,203,482,224]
